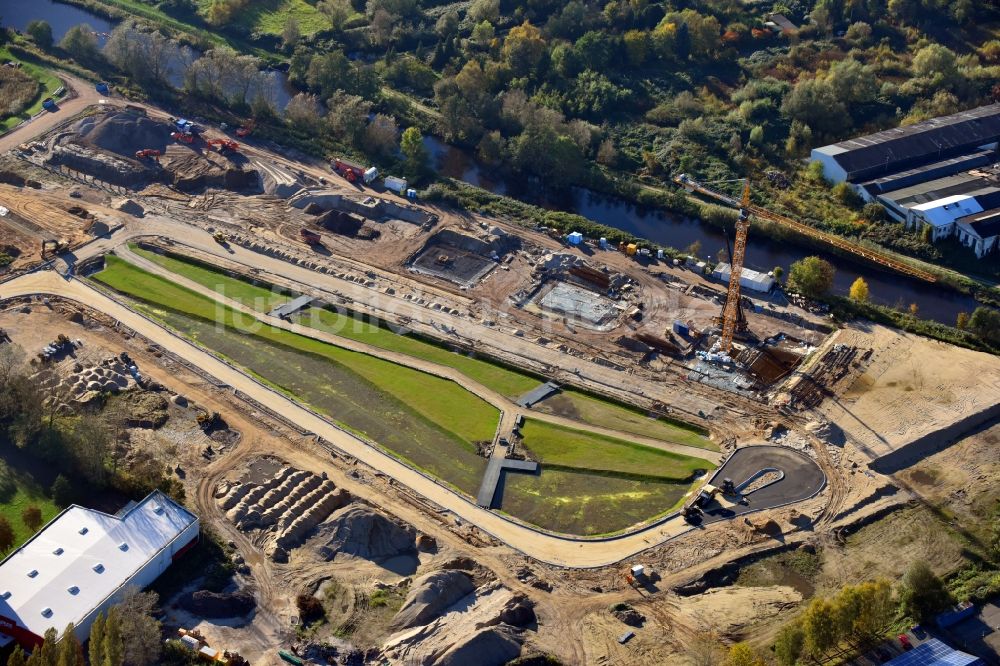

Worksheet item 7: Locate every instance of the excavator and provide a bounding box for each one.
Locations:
[171,131,195,144]
[206,138,240,154]
[134,148,161,160]
[235,120,255,138]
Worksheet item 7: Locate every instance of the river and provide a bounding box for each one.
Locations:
[0,0,294,109]
[423,136,977,325]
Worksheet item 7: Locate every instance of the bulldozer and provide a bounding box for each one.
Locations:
[41,239,67,258]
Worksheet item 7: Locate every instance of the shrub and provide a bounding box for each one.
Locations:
[296,594,325,624]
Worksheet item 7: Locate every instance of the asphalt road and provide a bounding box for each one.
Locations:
[702,445,826,524]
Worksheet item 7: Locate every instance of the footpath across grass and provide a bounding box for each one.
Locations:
[534,389,716,451]
[129,247,542,398]
[519,419,711,482]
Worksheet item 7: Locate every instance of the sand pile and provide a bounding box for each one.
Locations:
[315,505,416,561]
[72,111,171,157]
[391,570,475,630]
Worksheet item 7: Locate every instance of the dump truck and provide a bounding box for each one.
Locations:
[332,158,377,184]
[41,98,57,112]
[171,131,195,144]
[134,149,161,160]
[300,228,321,244]
[206,138,239,153]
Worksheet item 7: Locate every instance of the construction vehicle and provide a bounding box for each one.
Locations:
[674,173,938,284]
[171,131,195,144]
[277,651,304,666]
[300,228,321,244]
[41,98,57,112]
[134,148,161,160]
[213,232,229,245]
[235,120,255,137]
[332,158,378,184]
[40,239,66,257]
[95,82,110,95]
[206,138,240,153]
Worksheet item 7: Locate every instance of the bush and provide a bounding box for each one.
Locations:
[788,256,835,298]
[296,594,325,624]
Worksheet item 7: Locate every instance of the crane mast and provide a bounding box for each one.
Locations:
[720,182,752,353]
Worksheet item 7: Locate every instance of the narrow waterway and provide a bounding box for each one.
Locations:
[423,136,977,325]
[0,0,294,109]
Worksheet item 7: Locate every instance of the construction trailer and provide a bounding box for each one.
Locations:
[384,175,408,194]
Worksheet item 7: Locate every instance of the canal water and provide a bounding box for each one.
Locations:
[0,0,294,109]
[423,136,977,324]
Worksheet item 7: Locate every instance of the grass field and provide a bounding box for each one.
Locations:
[131,246,290,310]
[128,248,541,398]
[519,419,711,481]
[94,256,710,534]
[501,467,689,535]
[0,48,64,131]
[194,0,330,36]
[533,390,716,451]
[0,460,60,551]
[95,256,496,493]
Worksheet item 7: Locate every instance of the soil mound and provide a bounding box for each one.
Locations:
[315,505,416,561]
[435,626,522,666]
[73,111,171,157]
[391,570,475,630]
[180,589,255,618]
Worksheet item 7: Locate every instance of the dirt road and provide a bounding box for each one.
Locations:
[0,73,103,154]
[3,269,712,566]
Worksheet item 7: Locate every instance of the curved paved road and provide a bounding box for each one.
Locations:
[0,74,102,154]
[701,445,826,524]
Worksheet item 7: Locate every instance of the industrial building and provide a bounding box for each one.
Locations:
[811,103,1000,190]
[883,638,983,666]
[0,491,199,651]
[956,208,1000,258]
[712,262,775,293]
[811,105,1000,257]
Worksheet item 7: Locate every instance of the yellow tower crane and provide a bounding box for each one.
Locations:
[719,181,752,354]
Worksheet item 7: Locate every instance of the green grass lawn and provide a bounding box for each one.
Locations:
[96,256,498,445]
[0,461,60,551]
[0,48,64,131]
[126,247,541,398]
[131,245,290,310]
[194,0,330,36]
[303,308,540,398]
[519,419,711,481]
[532,389,715,450]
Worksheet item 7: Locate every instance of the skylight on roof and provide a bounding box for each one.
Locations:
[78,527,88,535]
[1,591,10,600]
[92,563,104,573]
[118,542,128,552]
[67,586,79,595]
[53,547,64,556]
[40,608,52,618]
[27,569,37,578]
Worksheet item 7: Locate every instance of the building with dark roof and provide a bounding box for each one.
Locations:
[956,208,1000,258]
[811,104,1000,186]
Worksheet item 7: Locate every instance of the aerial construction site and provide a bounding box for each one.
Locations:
[2,81,1000,665]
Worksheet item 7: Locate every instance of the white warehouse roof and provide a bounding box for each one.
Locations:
[910,194,983,228]
[713,263,775,293]
[0,491,197,644]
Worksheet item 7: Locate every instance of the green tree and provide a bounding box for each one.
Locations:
[88,613,106,666]
[802,596,840,660]
[37,628,58,666]
[969,307,1000,345]
[748,125,765,147]
[774,622,805,666]
[318,0,352,31]
[26,20,53,49]
[900,560,952,622]
[0,516,13,553]
[912,44,960,89]
[773,266,784,281]
[502,21,546,76]
[51,474,73,506]
[789,256,835,299]
[57,623,85,666]
[723,642,766,666]
[8,646,27,666]
[59,24,100,63]
[782,78,849,137]
[281,16,301,51]
[956,311,970,330]
[400,127,429,180]
[623,30,650,67]
[103,607,124,666]
[849,277,869,302]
